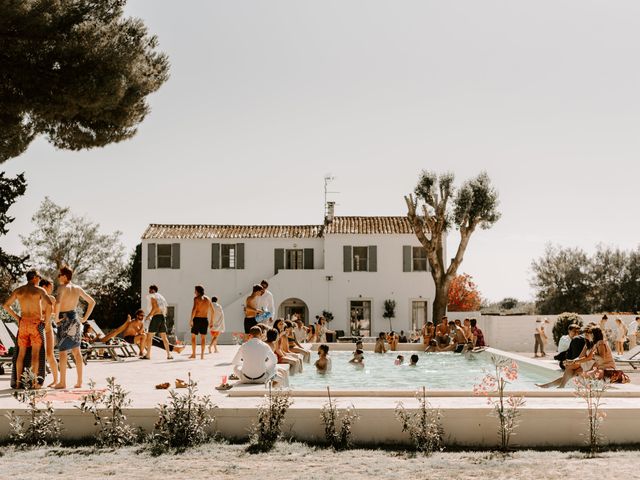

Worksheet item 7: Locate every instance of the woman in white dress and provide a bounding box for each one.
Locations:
[614,318,628,356]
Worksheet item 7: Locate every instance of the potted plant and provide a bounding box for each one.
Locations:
[383,299,396,331]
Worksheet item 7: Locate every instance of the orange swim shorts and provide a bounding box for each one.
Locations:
[18,316,43,349]
[210,331,221,339]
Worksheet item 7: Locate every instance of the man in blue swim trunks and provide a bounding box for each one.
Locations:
[54,265,95,389]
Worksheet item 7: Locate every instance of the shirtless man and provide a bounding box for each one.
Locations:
[190,285,214,359]
[54,265,95,389]
[449,321,470,353]
[244,284,264,340]
[144,285,172,360]
[2,270,53,389]
[435,316,450,347]
[122,310,146,355]
[39,278,58,387]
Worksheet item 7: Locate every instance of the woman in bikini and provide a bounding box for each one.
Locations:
[284,320,310,363]
[274,320,303,372]
[306,324,318,343]
[422,321,434,347]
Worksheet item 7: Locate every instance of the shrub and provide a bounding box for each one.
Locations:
[78,377,137,448]
[6,370,62,447]
[248,384,293,453]
[395,386,443,455]
[320,387,359,450]
[552,312,583,345]
[149,373,215,454]
[574,376,608,457]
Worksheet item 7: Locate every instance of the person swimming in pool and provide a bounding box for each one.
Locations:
[349,349,364,367]
[409,354,419,366]
[315,344,331,373]
[395,354,405,365]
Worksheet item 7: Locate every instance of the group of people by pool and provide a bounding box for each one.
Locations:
[538,322,629,388]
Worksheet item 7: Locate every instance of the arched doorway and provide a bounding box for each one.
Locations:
[278,298,309,325]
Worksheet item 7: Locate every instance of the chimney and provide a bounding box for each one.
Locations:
[326,201,335,223]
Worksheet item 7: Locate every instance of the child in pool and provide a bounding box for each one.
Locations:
[395,354,404,365]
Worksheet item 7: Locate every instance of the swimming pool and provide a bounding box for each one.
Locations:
[288,351,556,390]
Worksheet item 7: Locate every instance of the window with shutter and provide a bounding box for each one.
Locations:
[221,244,236,269]
[412,247,428,271]
[303,248,314,270]
[171,243,180,269]
[402,245,412,272]
[368,245,377,272]
[157,244,172,269]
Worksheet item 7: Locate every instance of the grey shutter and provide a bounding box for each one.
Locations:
[171,243,180,269]
[211,243,220,269]
[403,245,412,272]
[236,243,245,269]
[303,248,314,270]
[368,245,377,272]
[147,243,156,269]
[274,249,284,274]
[343,245,352,272]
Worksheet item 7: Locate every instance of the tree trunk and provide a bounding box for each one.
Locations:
[432,283,449,323]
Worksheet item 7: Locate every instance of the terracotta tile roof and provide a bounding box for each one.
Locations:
[142,216,413,239]
[324,216,414,235]
[142,224,323,240]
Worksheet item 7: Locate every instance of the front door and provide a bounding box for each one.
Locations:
[350,300,371,337]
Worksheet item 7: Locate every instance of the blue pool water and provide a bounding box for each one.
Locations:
[288,351,555,390]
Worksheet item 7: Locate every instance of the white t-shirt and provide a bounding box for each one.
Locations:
[232,338,277,379]
[258,289,275,315]
[293,326,307,344]
[212,302,225,332]
[148,292,168,316]
[627,320,639,336]
[557,334,571,353]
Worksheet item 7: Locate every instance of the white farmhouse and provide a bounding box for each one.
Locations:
[141,208,438,342]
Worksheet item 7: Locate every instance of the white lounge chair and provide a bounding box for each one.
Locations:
[614,345,640,369]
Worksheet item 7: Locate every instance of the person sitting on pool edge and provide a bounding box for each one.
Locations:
[232,326,277,384]
[409,354,419,366]
[315,344,331,373]
[374,332,387,353]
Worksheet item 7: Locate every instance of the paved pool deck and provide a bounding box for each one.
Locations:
[1,344,639,446]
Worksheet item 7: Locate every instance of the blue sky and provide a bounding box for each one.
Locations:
[2,1,640,301]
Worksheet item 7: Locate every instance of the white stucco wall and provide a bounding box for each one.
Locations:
[141,233,436,341]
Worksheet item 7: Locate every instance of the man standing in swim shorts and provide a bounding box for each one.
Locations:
[244,284,264,340]
[54,265,95,389]
[2,270,53,389]
[190,285,214,359]
[208,296,225,354]
[144,285,172,360]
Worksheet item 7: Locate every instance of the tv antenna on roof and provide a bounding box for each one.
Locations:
[324,174,340,221]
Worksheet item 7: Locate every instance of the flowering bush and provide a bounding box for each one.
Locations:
[474,355,525,452]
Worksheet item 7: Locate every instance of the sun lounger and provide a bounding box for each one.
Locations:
[614,345,640,369]
[0,320,15,374]
[87,320,137,357]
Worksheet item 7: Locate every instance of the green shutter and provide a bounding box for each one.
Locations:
[171,243,180,269]
[368,245,377,272]
[274,248,284,274]
[236,243,245,269]
[147,243,156,269]
[211,243,220,269]
[403,245,412,272]
[304,248,314,270]
[343,245,352,272]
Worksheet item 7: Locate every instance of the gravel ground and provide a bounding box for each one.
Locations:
[1,442,638,480]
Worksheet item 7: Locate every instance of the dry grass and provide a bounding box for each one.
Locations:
[2,442,639,480]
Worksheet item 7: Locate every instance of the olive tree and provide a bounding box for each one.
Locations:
[405,171,500,321]
[0,0,169,162]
